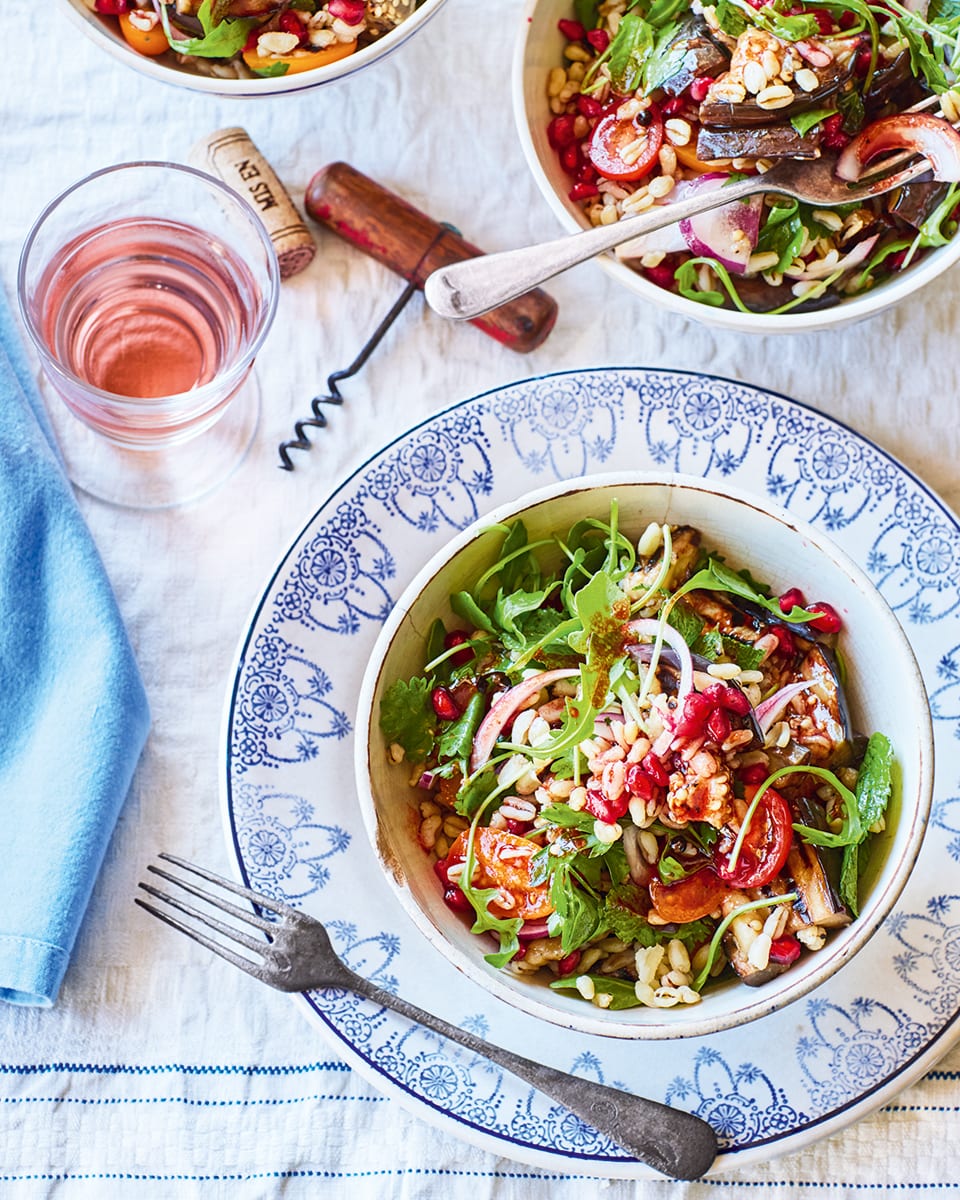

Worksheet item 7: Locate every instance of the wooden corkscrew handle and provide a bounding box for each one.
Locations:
[304,162,558,353]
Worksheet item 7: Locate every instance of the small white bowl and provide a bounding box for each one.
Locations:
[355,472,933,1040]
[61,0,447,96]
[512,0,960,332]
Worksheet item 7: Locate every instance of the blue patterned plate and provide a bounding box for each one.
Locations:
[221,368,960,1177]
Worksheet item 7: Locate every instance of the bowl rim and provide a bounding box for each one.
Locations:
[509,0,960,333]
[354,469,934,1040]
[60,0,448,96]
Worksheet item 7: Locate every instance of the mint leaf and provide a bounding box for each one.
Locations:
[854,732,893,830]
[608,10,654,93]
[721,634,765,672]
[791,106,837,137]
[666,600,704,649]
[379,677,435,762]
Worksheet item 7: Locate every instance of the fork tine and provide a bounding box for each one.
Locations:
[137,882,272,956]
[156,853,296,918]
[134,898,266,980]
[146,864,277,934]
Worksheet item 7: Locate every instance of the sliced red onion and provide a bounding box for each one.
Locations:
[327,0,366,25]
[469,668,580,772]
[625,617,694,717]
[677,173,763,276]
[836,113,960,183]
[788,234,878,282]
[753,680,814,735]
[417,770,437,790]
[517,919,552,940]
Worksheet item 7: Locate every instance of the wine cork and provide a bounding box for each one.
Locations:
[189,127,316,279]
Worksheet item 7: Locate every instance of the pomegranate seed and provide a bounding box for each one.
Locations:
[769,935,802,965]
[560,144,582,175]
[887,249,909,271]
[702,682,751,716]
[577,160,598,183]
[854,47,872,75]
[278,10,307,40]
[839,9,859,26]
[584,788,630,823]
[770,624,797,657]
[586,28,610,52]
[706,707,732,743]
[641,752,670,787]
[810,8,834,33]
[443,885,473,914]
[739,762,770,785]
[778,587,807,615]
[327,0,365,23]
[576,93,603,118]
[689,76,713,102]
[557,17,586,40]
[443,629,474,667]
[625,764,656,801]
[547,114,577,149]
[243,29,260,51]
[745,0,767,9]
[645,262,677,289]
[431,686,460,721]
[569,181,600,201]
[662,96,686,117]
[821,114,851,150]
[673,691,714,738]
[511,943,528,962]
[807,601,843,634]
[504,818,533,835]
[558,950,582,976]
[94,0,132,11]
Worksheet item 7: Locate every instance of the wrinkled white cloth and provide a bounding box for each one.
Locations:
[3,0,960,1196]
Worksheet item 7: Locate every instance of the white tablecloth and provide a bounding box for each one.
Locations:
[4,1,960,1195]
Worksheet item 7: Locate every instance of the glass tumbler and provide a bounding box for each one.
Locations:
[18,161,280,508]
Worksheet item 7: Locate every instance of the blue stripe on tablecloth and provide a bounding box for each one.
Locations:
[0,1062,350,1075]
[0,1175,958,1188]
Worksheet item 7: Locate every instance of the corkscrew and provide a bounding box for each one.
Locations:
[277,163,559,471]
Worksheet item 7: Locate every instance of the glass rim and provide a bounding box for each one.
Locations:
[16,159,281,408]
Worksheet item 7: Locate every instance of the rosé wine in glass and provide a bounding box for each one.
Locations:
[18,162,279,507]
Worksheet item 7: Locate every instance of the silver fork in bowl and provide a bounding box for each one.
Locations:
[136,853,718,1181]
[423,141,935,321]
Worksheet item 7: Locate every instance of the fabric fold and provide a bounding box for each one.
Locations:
[0,288,150,1007]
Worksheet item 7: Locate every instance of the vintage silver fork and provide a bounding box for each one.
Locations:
[424,129,938,321]
[136,853,717,1180]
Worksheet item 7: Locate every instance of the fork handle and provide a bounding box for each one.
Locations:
[346,974,717,1180]
[423,173,763,321]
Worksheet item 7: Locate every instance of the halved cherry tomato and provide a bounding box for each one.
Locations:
[649,868,729,923]
[241,40,357,75]
[588,103,664,182]
[713,785,794,889]
[118,12,170,56]
[448,828,553,920]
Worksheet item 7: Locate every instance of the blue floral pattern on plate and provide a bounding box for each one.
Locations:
[222,369,960,1179]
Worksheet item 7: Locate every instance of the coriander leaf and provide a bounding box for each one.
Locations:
[767,11,818,38]
[379,677,435,762]
[551,974,643,1008]
[658,853,691,884]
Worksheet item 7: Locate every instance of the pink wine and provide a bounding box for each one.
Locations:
[37,217,262,403]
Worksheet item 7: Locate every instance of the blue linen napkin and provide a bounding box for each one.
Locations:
[0,288,150,1007]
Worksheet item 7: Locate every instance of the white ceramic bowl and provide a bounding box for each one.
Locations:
[355,471,933,1039]
[61,0,447,96]
[512,0,960,333]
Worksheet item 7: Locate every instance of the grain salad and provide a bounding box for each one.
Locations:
[545,0,960,313]
[379,505,895,1011]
